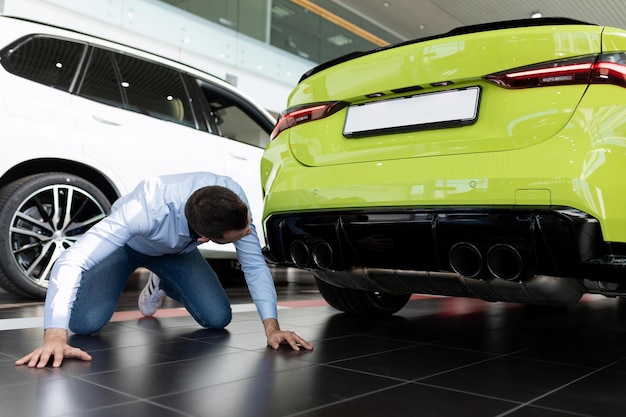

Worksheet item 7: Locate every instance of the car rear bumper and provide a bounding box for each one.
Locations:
[263,207,626,283]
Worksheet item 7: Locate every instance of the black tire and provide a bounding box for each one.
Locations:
[314,276,411,316]
[0,173,111,299]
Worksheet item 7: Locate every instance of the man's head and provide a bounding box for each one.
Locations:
[185,186,251,243]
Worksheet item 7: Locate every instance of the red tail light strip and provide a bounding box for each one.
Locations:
[270,101,346,140]
[485,53,626,88]
[484,56,596,88]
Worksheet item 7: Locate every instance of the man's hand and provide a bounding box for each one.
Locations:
[15,328,92,368]
[263,318,314,351]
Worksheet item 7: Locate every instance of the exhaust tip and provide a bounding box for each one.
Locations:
[312,240,334,269]
[449,242,482,278]
[290,240,310,268]
[487,244,523,281]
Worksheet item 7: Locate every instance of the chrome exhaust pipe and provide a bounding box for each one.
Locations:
[449,242,482,278]
[290,240,310,268]
[486,244,523,281]
[312,240,334,269]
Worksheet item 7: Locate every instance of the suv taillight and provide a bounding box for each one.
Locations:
[485,53,626,88]
[270,101,346,140]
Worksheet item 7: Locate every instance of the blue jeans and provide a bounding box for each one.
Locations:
[69,245,232,334]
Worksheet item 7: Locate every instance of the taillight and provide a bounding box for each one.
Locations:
[484,53,626,89]
[484,56,596,88]
[270,101,347,140]
[590,53,626,87]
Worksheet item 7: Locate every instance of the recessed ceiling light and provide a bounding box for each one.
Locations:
[272,5,295,18]
[327,34,353,46]
[219,17,235,27]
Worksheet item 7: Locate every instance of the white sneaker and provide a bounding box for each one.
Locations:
[138,272,166,317]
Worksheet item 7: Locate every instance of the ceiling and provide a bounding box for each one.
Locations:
[330,0,626,41]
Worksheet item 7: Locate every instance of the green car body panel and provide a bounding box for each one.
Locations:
[261,19,626,314]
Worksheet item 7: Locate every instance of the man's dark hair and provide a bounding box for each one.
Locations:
[185,186,249,239]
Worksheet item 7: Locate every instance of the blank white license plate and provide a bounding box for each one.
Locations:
[343,86,481,137]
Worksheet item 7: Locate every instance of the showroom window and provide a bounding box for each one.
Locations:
[0,36,85,91]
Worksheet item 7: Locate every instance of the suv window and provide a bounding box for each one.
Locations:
[78,48,124,108]
[200,82,271,149]
[1,35,196,128]
[78,49,196,128]
[114,52,196,127]
[0,36,86,91]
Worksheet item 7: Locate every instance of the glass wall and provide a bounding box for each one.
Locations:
[160,0,403,63]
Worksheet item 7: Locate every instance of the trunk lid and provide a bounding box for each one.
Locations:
[286,21,603,167]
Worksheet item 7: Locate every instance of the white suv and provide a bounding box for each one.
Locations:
[0,15,275,298]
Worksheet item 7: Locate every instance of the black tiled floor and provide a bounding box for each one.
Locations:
[2,268,626,417]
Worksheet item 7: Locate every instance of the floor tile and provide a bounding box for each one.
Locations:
[79,349,315,398]
[292,382,518,417]
[533,368,626,417]
[151,365,400,417]
[0,376,137,417]
[58,401,191,417]
[330,344,496,381]
[500,405,589,416]
[417,355,594,403]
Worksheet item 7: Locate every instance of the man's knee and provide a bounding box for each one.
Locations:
[198,308,232,329]
[69,314,107,335]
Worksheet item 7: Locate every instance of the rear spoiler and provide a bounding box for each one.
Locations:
[299,17,596,83]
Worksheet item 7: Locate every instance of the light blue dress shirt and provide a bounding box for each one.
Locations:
[44,172,277,329]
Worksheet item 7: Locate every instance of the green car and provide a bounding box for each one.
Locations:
[261,18,626,315]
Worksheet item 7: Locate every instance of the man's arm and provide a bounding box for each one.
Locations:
[235,230,313,350]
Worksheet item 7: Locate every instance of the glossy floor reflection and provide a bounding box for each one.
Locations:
[2,268,626,416]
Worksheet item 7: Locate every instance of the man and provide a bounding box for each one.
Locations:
[16,172,313,368]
